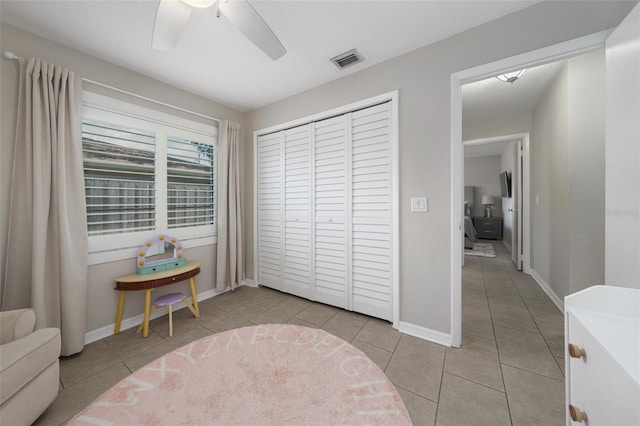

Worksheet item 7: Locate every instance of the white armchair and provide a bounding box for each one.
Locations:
[0,309,61,425]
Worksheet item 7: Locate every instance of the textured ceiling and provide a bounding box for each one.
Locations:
[0,0,538,112]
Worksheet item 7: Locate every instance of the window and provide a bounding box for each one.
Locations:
[83,92,217,264]
[167,135,215,229]
[83,120,156,236]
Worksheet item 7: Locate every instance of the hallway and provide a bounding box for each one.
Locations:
[459,242,565,424]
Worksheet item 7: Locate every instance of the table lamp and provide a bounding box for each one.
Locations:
[481,195,495,217]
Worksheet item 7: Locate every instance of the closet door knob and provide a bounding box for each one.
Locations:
[568,343,586,359]
[569,404,587,423]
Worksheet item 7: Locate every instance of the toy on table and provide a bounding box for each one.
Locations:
[136,235,186,275]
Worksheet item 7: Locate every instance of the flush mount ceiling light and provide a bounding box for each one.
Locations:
[496,69,527,84]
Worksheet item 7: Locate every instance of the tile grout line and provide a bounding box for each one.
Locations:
[498,362,565,383]
[432,346,447,426]
[480,247,514,426]
[512,274,565,377]
[394,384,438,405]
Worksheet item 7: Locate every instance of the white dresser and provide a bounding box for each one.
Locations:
[564,285,640,425]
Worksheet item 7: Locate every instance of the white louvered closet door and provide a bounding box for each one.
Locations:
[313,115,350,309]
[256,132,283,290]
[283,125,312,299]
[350,102,393,321]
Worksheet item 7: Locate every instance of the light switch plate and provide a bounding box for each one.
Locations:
[411,197,428,212]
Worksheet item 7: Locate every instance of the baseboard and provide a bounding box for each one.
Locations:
[502,239,512,252]
[398,321,452,347]
[84,286,235,345]
[529,269,564,311]
[242,279,258,288]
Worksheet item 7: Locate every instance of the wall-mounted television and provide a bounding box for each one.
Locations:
[499,171,512,198]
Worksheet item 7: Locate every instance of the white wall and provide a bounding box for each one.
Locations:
[531,50,606,301]
[500,142,518,247]
[244,2,634,336]
[464,156,503,218]
[605,3,640,289]
[0,23,246,333]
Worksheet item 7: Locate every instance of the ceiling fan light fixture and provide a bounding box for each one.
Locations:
[182,0,217,8]
[154,0,286,60]
[496,69,527,84]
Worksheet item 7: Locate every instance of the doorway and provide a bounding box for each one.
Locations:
[449,30,611,348]
[463,134,530,272]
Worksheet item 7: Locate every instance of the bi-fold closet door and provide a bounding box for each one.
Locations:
[256,101,393,321]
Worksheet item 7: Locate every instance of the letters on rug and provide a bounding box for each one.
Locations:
[68,324,411,425]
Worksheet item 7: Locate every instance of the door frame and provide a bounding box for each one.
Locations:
[450,29,612,348]
[463,134,531,272]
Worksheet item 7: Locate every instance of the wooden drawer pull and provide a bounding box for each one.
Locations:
[569,404,587,423]
[568,343,586,359]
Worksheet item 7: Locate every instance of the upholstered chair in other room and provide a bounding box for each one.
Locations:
[0,309,61,425]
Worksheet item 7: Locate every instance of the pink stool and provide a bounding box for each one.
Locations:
[136,292,197,337]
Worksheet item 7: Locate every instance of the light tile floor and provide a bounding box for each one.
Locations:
[34,242,565,425]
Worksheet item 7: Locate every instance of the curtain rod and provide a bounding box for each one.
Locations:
[2,51,220,123]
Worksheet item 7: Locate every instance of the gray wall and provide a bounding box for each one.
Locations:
[1,1,634,338]
[532,65,570,297]
[0,23,246,332]
[463,114,531,142]
[567,51,606,293]
[244,2,634,334]
[531,50,605,301]
[604,3,640,289]
[464,156,503,218]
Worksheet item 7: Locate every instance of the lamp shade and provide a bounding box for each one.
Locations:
[481,195,495,205]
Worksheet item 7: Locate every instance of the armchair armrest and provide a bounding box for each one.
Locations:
[0,327,61,405]
[0,309,36,345]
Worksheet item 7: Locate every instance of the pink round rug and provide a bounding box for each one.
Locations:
[69,324,411,425]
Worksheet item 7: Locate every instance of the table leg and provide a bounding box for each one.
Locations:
[143,289,151,338]
[114,291,126,334]
[189,277,200,317]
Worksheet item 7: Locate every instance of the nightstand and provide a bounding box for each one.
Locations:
[473,217,502,240]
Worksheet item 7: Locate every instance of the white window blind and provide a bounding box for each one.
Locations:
[83,120,156,236]
[167,135,215,229]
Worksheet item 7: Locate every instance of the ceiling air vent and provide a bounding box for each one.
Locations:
[331,49,364,70]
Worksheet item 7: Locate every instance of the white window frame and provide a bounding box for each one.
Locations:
[83,92,218,265]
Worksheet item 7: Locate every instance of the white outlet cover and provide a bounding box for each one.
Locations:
[411,197,428,212]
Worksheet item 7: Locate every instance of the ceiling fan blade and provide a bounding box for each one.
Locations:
[220,0,286,60]
[152,0,193,51]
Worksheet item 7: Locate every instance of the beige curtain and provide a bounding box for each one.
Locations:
[216,120,243,291]
[2,58,88,356]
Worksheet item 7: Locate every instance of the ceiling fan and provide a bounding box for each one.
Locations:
[152,0,286,60]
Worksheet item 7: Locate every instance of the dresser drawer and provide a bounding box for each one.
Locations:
[473,217,502,240]
[475,219,501,229]
[567,311,640,425]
